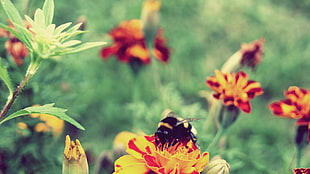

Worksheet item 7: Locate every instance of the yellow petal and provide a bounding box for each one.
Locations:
[114,155,149,174]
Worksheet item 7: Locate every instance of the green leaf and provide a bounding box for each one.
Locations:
[0,23,23,41]
[0,0,25,29]
[42,0,54,26]
[0,23,32,52]
[0,59,14,98]
[0,0,32,49]
[58,42,106,55]
[34,9,45,28]
[54,22,72,34]
[0,103,85,130]
[61,40,81,48]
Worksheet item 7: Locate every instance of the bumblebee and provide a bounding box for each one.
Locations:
[154,112,199,149]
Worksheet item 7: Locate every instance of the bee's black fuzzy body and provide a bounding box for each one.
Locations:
[155,112,198,149]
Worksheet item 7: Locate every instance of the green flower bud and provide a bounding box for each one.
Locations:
[204,157,230,174]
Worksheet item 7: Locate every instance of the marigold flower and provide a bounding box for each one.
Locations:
[16,122,30,137]
[17,122,28,130]
[39,113,64,136]
[269,86,310,142]
[63,135,89,174]
[0,28,8,37]
[293,168,310,174]
[113,131,144,151]
[4,39,28,65]
[221,38,265,73]
[206,70,263,113]
[0,20,31,65]
[100,19,169,65]
[240,38,265,68]
[113,135,209,174]
[34,122,50,132]
[29,105,64,137]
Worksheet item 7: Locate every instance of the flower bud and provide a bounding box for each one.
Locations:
[63,135,89,174]
[221,38,265,73]
[218,105,240,130]
[204,157,230,174]
[141,0,161,47]
[76,15,87,31]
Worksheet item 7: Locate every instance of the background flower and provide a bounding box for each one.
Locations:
[269,86,310,142]
[206,70,263,113]
[29,105,64,137]
[100,19,169,65]
[293,168,310,174]
[0,20,31,65]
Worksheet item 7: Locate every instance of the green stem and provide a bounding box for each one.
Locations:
[148,43,162,94]
[207,126,225,152]
[132,73,140,103]
[203,100,222,134]
[0,60,40,119]
[295,144,303,168]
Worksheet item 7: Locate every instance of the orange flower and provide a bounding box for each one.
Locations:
[0,20,31,66]
[4,38,28,65]
[206,70,263,113]
[100,19,169,64]
[113,135,209,174]
[269,86,310,142]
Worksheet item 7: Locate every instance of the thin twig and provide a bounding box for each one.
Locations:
[0,61,39,119]
[0,73,30,119]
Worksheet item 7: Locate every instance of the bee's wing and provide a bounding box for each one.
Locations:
[161,110,178,118]
[161,110,201,124]
[175,118,200,126]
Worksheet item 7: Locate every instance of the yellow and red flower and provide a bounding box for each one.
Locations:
[206,70,263,113]
[100,19,169,64]
[293,168,310,174]
[239,38,265,68]
[113,135,209,174]
[269,86,310,142]
[0,20,31,66]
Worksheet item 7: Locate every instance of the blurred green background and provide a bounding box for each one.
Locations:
[0,0,310,173]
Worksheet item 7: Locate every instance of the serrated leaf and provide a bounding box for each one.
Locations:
[42,0,54,26]
[0,103,85,130]
[0,59,13,97]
